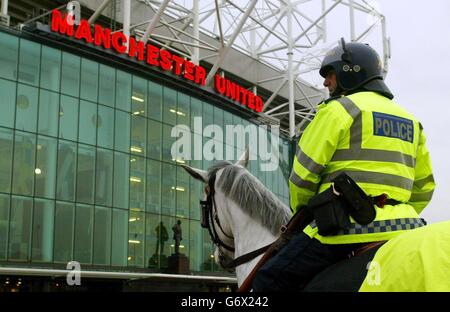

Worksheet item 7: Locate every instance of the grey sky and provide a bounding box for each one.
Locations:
[377,0,450,223]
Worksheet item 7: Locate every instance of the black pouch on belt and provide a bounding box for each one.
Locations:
[332,173,376,225]
[307,187,350,236]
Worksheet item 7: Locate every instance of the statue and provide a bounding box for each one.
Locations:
[172,220,182,254]
[166,219,189,273]
[155,221,168,255]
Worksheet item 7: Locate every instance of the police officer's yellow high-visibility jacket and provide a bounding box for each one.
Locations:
[289,91,435,244]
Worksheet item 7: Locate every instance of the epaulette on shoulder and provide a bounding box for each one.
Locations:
[324,95,342,104]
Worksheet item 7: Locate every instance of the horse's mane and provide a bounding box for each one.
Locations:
[208,161,292,235]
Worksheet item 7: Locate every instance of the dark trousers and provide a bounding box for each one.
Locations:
[252,232,364,292]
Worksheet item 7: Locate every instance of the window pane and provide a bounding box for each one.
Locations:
[214,106,224,134]
[78,100,97,145]
[80,58,98,102]
[95,148,113,207]
[93,206,111,265]
[0,78,16,128]
[15,84,38,132]
[147,119,161,160]
[128,210,144,267]
[32,198,54,262]
[161,163,176,216]
[189,220,202,272]
[189,160,202,220]
[0,32,18,80]
[191,132,204,168]
[77,144,96,204]
[114,110,130,153]
[59,95,79,141]
[38,90,59,137]
[12,131,36,196]
[61,52,80,97]
[54,201,74,262]
[116,70,131,112]
[111,208,128,266]
[99,64,115,107]
[130,156,145,211]
[176,166,189,218]
[131,115,146,156]
[0,128,13,193]
[177,93,190,125]
[161,215,175,260]
[265,170,273,194]
[233,114,242,127]
[148,81,162,121]
[74,204,93,264]
[156,218,170,264]
[177,218,189,256]
[35,136,57,198]
[190,98,202,134]
[146,159,160,214]
[162,124,176,163]
[145,213,159,269]
[203,102,213,128]
[40,46,61,92]
[163,87,177,125]
[113,152,129,209]
[202,228,215,272]
[0,194,10,260]
[97,105,114,149]
[132,76,147,117]
[56,140,77,201]
[18,39,40,87]
[203,137,212,170]
[223,110,233,128]
[8,196,32,261]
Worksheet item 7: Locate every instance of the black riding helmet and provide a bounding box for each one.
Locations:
[320,38,393,99]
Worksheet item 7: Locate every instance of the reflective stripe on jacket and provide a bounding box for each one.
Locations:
[289,91,435,244]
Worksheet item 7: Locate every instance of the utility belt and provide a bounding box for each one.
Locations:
[307,173,402,236]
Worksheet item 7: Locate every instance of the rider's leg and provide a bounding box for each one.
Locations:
[252,232,338,292]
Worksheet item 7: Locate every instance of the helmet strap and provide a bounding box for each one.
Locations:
[331,85,345,97]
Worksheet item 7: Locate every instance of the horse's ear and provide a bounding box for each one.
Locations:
[235,147,249,168]
[180,164,208,182]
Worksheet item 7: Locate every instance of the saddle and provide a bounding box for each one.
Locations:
[303,241,386,292]
[351,241,386,257]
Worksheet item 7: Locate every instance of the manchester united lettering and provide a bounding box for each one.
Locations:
[51,9,206,86]
[50,9,263,114]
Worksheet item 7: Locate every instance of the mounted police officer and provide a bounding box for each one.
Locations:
[252,38,435,291]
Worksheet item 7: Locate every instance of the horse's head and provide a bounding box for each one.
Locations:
[181,149,250,271]
[182,148,291,279]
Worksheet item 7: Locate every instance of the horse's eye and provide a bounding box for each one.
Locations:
[205,185,210,195]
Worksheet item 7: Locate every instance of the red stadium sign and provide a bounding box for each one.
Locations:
[50,9,263,113]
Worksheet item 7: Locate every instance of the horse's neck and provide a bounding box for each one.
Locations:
[226,199,279,287]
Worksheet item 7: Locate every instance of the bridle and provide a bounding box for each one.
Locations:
[199,167,272,271]
[200,169,235,271]
[200,169,234,250]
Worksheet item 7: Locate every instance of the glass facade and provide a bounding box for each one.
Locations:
[0,30,291,272]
